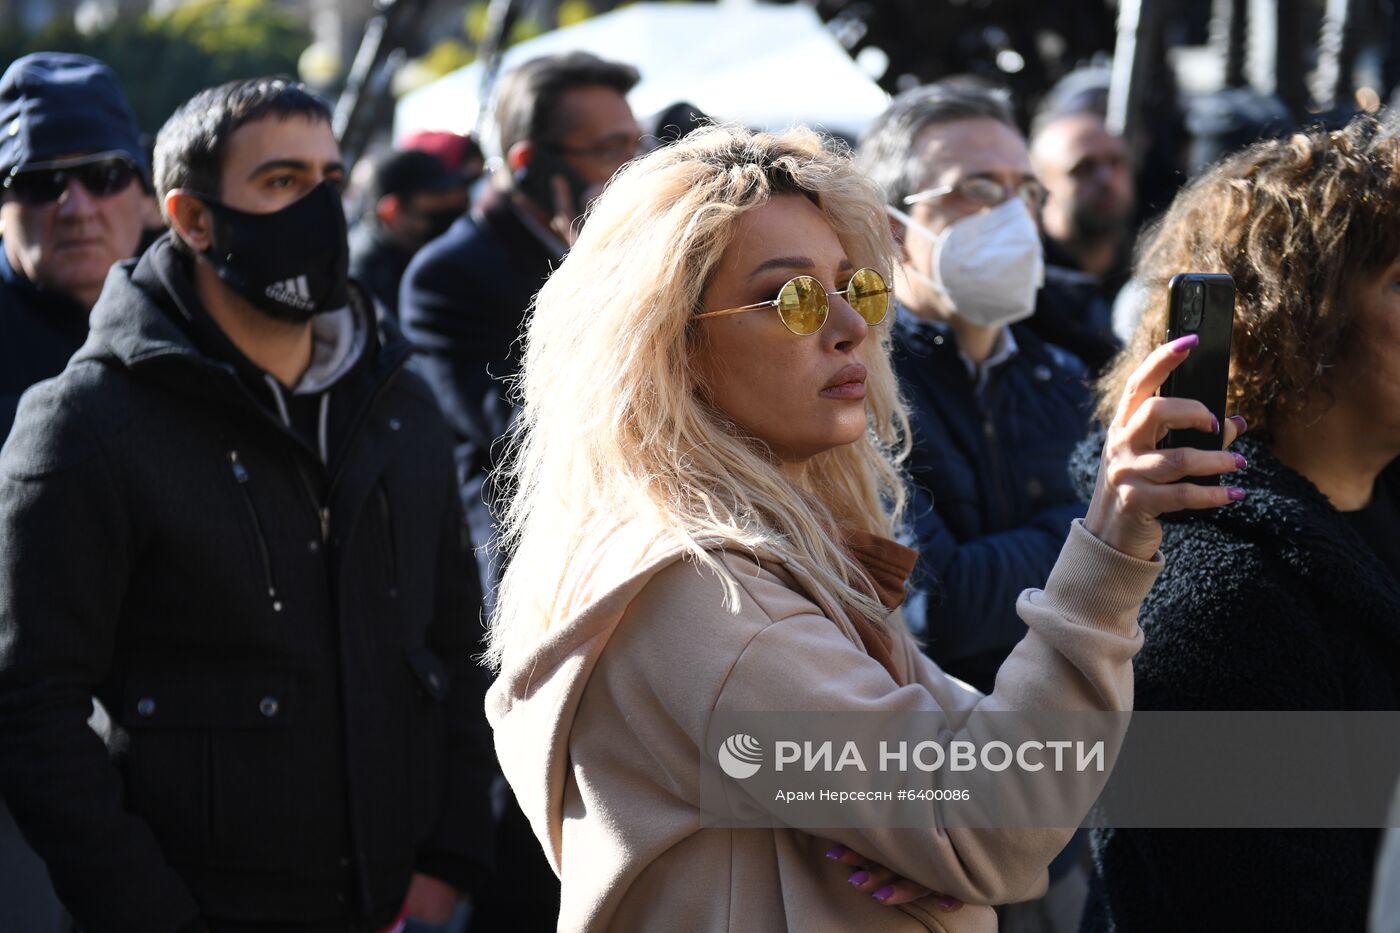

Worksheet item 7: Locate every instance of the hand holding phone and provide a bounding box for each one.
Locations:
[514,149,591,218]
[1161,272,1235,482]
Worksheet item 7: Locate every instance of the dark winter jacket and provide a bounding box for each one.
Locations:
[0,237,493,933]
[1070,432,1400,933]
[1028,260,1122,377]
[0,238,91,438]
[398,187,557,497]
[397,184,564,933]
[348,220,413,320]
[891,307,1093,694]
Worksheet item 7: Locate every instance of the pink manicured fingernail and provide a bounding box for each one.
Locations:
[825,845,847,860]
[1168,334,1199,352]
[1210,414,1220,434]
[1228,415,1248,434]
[1228,487,1247,501]
[848,871,870,885]
[873,886,895,902]
[937,896,962,910]
[1233,453,1247,470]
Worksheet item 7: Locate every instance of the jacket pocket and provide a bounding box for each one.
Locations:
[405,647,448,845]
[122,672,295,868]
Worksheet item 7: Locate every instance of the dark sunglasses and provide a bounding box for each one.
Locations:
[2,152,140,205]
[694,267,891,336]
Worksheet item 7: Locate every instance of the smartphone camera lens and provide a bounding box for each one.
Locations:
[1184,283,1205,330]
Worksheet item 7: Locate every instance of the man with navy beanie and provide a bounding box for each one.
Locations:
[0,52,151,437]
[0,52,149,933]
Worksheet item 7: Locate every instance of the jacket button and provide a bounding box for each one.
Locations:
[308,540,320,553]
[1034,364,1053,381]
[259,696,280,718]
[388,417,402,431]
[136,697,156,717]
[427,672,441,692]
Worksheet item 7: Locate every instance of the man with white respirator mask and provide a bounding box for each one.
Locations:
[858,80,1094,933]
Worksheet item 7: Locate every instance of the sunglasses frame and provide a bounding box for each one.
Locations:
[2,150,141,205]
[694,267,891,336]
[903,176,1046,211]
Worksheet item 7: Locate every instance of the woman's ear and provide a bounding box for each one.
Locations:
[165,189,213,252]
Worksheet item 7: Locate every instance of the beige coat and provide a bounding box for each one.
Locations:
[486,519,1160,932]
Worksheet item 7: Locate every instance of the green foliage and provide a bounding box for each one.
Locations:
[558,1,596,28]
[419,39,477,79]
[0,0,309,135]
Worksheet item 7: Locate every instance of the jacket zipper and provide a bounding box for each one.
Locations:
[375,481,400,599]
[290,454,332,546]
[227,450,283,613]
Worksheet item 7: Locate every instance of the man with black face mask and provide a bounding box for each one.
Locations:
[348,148,468,319]
[0,77,492,933]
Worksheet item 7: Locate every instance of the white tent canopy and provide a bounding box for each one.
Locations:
[394,2,891,147]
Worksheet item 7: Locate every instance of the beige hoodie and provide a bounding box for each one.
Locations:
[486,518,1160,932]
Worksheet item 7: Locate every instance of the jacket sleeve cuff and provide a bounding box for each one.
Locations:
[1035,518,1163,634]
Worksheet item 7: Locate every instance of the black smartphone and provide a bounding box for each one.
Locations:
[1162,272,1235,483]
[513,149,591,216]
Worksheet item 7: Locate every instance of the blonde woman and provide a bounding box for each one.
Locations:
[485,125,1244,932]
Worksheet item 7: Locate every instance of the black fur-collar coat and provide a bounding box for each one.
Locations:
[1071,433,1400,932]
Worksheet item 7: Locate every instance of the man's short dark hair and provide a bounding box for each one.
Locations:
[857,79,1019,207]
[153,76,332,213]
[494,51,640,157]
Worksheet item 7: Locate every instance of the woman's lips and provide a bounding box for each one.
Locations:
[820,363,867,400]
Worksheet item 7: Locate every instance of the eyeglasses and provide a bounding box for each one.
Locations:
[903,176,1046,211]
[694,267,891,336]
[2,151,140,205]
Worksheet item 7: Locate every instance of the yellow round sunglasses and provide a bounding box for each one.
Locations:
[694,267,891,336]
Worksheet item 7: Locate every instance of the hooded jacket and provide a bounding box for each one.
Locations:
[0,236,492,933]
[1069,433,1400,932]
[487,516,1161,932]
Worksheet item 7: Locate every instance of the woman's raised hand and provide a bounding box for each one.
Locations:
[1084,334,1246,561]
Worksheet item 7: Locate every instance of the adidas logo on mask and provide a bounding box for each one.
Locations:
[264,275,316,311]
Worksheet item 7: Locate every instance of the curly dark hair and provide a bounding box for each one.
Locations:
[1096,114,1400,438]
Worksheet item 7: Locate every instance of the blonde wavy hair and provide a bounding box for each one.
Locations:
[1097,115,1400,436]
[487,124,911,671]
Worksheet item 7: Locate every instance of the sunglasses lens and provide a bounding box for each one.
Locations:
[777,276,827,335]
[847,268,890,325]
[4,159,135,205]
[6,171,66,205]
[82,160,136,197]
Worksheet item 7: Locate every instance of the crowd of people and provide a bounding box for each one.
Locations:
[0,37,1397,933]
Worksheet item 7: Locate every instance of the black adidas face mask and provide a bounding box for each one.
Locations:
[200,181,350,323]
